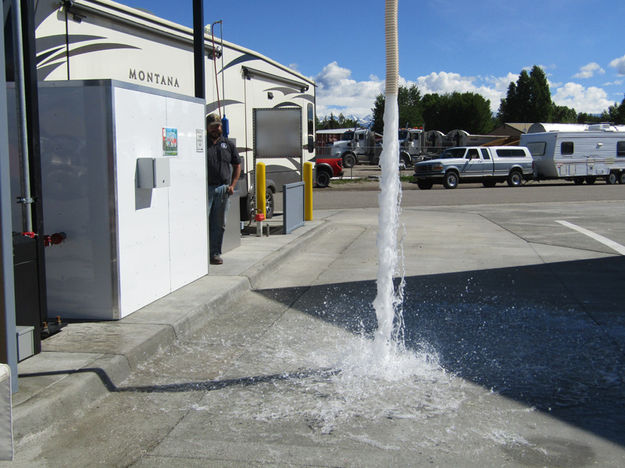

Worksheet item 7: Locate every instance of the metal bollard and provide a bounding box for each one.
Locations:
[303,161,313,221]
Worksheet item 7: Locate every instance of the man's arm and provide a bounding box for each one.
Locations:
[228,164,241,195]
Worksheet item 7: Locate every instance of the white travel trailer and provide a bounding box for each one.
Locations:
[520,124,625,184]
[33,0,316,218]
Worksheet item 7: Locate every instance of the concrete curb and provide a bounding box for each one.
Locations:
[243,220,333,288]
[11,220,330,444]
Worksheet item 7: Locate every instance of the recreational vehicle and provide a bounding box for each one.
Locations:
[33,0,316,218]
[520,124,625,184]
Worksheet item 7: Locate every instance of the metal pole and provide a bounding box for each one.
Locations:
[11,0,33,233]
[192,0,205,99]
[0,14,18,393]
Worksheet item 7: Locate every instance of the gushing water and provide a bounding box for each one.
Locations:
[372,95,403,365]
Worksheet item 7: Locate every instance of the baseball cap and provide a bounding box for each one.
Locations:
[206,113,221,127]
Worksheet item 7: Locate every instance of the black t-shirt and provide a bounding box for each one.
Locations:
[206,137,240,186]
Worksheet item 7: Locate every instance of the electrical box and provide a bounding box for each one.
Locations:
[137,157,170,189]
[38,80,208,320]
[15,326,34,362]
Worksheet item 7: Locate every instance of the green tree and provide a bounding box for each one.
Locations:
[316,112,359,130]
[498,66,552,122]
[552,105,577,123]
[371,84,424,133]
[528,65,553,122]
[601,97,625,124]
[422,92,494,134]
[576,112,602,124]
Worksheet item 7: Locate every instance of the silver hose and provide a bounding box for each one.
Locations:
[385,0,398,96]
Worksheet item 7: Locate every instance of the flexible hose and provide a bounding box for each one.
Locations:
[385,0,399,96]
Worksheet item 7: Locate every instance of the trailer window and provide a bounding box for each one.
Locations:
[561,141,574,155]
[525,141,546,156]
[496,148,527,158]
[618,141,625,157]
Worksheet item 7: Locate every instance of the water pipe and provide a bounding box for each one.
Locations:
[11,0,33,232]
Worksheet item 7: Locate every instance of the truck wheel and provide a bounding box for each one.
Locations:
[443,171,459,189]
[573,177,584,185]
[507,170,523,187]
[315,169,331,188]
[343,153,357,169]
[606,172,618,184]
[400,152,412,168]
[619,172,625,184]
[417,180,433,190]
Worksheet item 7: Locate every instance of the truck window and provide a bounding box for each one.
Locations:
[466,149,479,159]
[495,148,527,157]
[561,142,574,155]
[618,141,625,157]
[526,141,546,156]
[480,148,491,160]
[440,147,467,159]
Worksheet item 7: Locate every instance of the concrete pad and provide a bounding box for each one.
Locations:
[6,202,625,466]
[42,322,175,369]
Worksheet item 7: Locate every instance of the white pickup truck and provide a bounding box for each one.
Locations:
[413,146,534,189]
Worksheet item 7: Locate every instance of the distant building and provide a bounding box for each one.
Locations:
[490,123,533,137]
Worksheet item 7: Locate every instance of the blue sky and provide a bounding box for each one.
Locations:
[123,0,625,119]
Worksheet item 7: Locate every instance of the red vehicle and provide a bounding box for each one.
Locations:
[315,156,343,188]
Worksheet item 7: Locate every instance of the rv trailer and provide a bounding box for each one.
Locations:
[520,124,625,184]
[34,0,316,218]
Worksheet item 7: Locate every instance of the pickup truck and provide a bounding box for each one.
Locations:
[315,156,343,188]
[413,146,534,189]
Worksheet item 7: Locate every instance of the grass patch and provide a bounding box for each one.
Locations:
[331,177,368,185]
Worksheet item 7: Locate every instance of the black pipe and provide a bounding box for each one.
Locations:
[20,0,46,353]
[192,0,205,99]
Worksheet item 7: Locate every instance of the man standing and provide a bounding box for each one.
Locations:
[206,113,241,265]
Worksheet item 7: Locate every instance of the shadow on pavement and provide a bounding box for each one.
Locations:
[256,255,625,447]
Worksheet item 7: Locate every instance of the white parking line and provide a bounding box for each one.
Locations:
[556,220,625,255]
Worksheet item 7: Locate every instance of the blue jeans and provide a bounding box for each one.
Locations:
[207,184,231,258]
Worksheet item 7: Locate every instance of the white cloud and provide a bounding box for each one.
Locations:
[315,62,615,119]
[552,82,612,114]
[603,79,623,86]
[315,62,519,118]
[573,62,605,79]
[609,55,625,75]
[315,62,384,120]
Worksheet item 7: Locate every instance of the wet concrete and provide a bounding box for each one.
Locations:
[4,204,625,467]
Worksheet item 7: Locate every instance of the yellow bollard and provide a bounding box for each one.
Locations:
[303,161,313,221]
[255,162,266,218]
